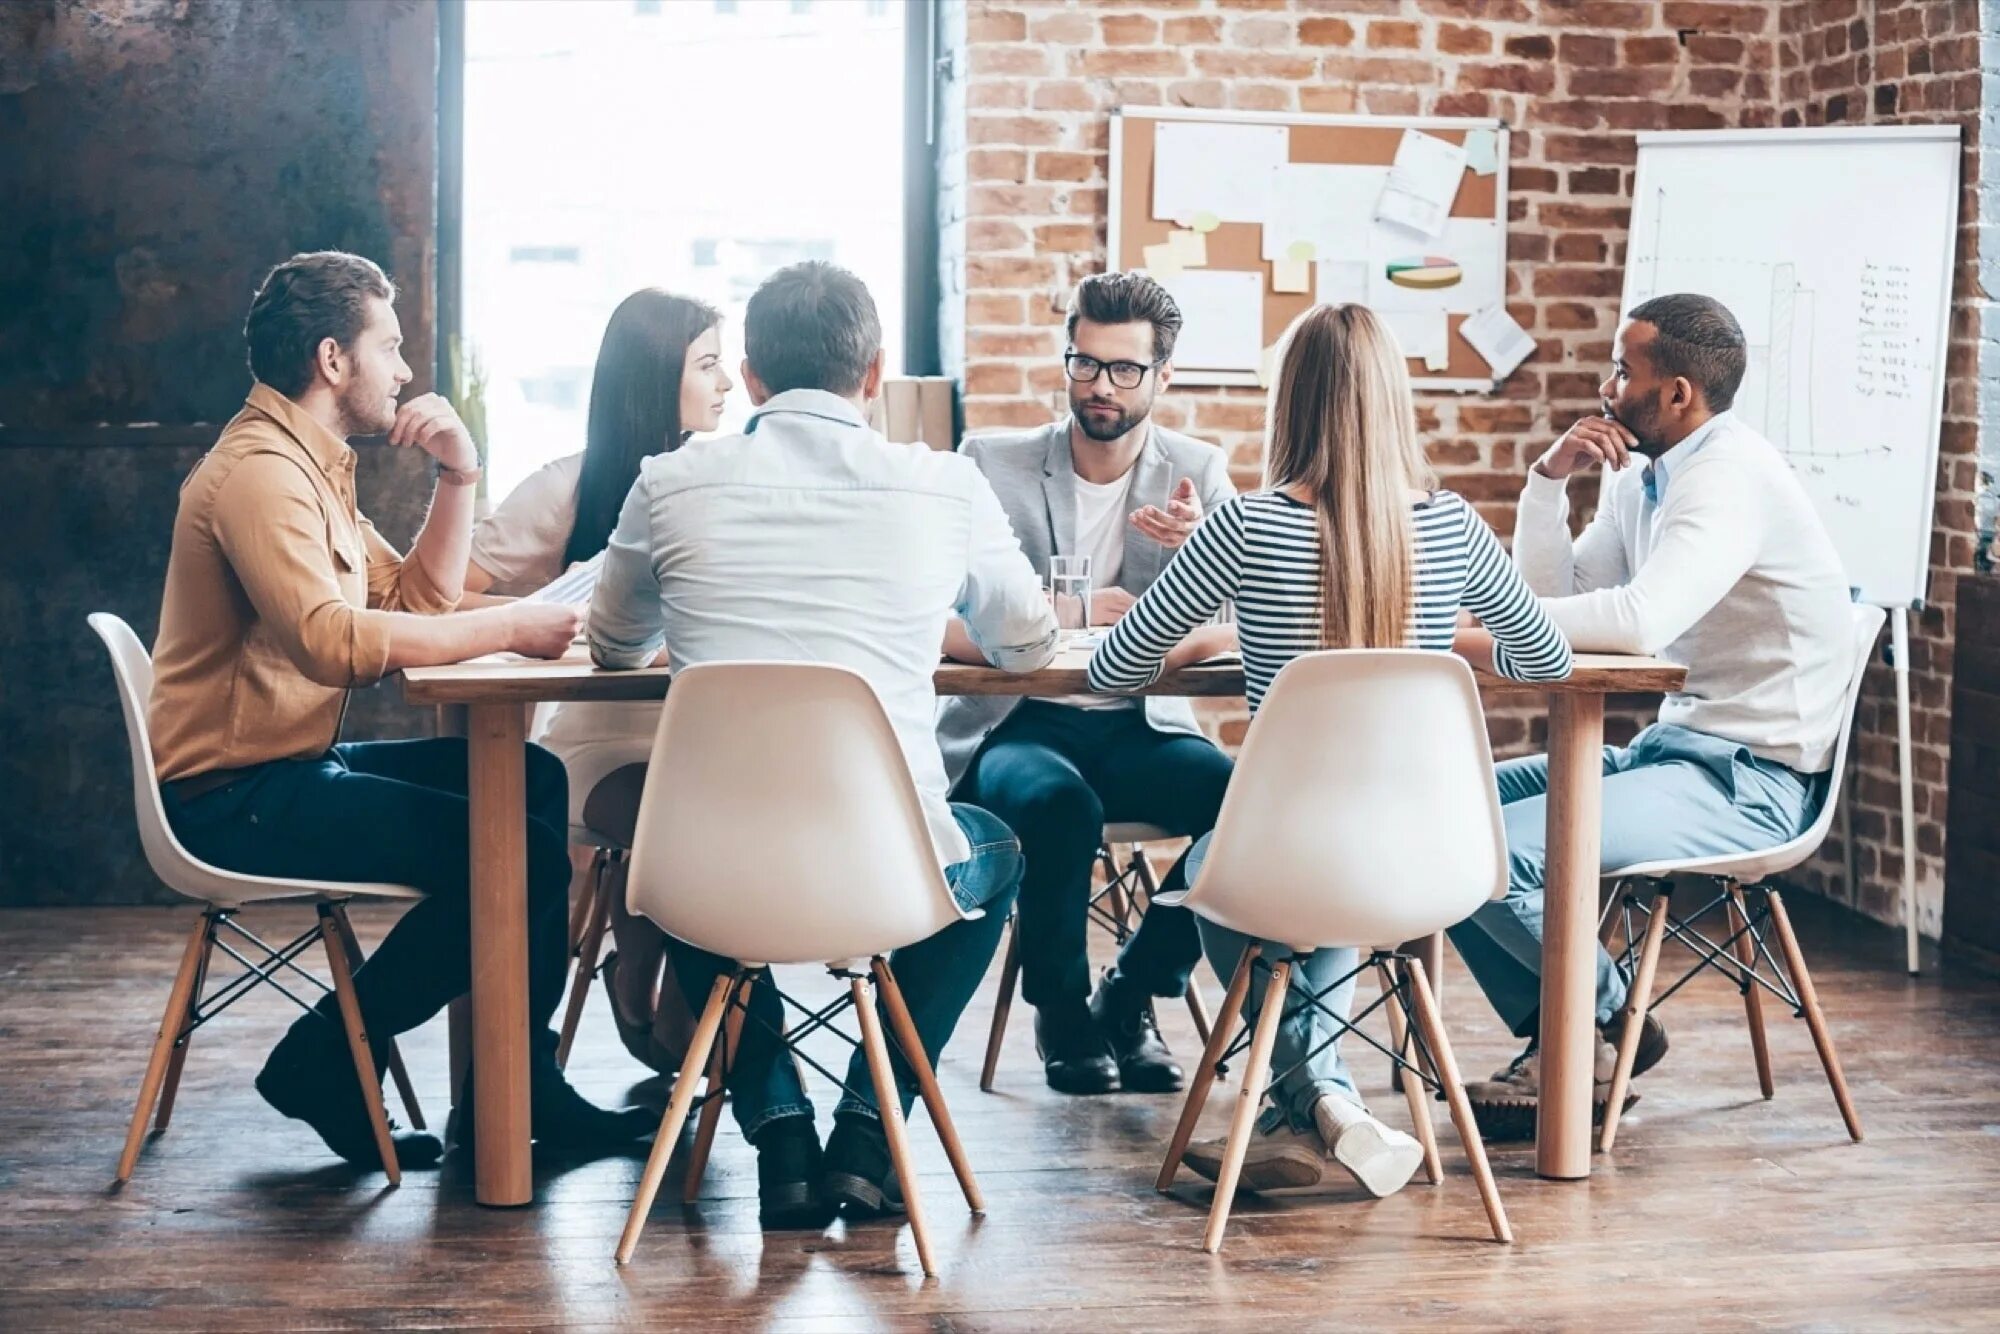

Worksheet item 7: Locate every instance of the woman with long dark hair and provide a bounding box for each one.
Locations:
[466,288,729,1072]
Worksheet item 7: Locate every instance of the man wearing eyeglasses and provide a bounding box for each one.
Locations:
[938,272,1237,1097]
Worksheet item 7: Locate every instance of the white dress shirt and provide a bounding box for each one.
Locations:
[1512,411,1854,773]
[588,389,1058,866]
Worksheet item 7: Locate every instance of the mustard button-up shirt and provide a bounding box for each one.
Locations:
[147,384,458,782]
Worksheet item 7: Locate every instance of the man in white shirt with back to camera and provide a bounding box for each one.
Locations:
[588,261,1056,1229]
[1448,293,1856,1136]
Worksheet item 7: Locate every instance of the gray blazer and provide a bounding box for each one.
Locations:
[937,416,1237,791]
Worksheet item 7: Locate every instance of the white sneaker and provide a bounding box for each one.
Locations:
[1312,1095,1425,1199]
[1179,1122,1327,1192]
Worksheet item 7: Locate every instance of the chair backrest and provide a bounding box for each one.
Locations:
[88,613,219,903]
[1176,649,1508,952]
[624,661,967,966]
[1609,602,1887,883]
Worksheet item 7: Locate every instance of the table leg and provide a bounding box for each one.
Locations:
[1537,692,1604,1180]
[468,702,533,1207]
[435,706,473,1122]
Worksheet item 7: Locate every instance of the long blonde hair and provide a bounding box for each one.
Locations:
[1263,303,1437,649]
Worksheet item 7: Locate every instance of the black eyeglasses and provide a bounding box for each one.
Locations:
[1064,352,1158,391]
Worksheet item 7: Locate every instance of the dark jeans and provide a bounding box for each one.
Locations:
[161,738,574,1048]
[662,803,1024,1138]
[954,701,1234,1007]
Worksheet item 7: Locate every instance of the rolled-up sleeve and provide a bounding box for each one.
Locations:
[209,455,396,688]
[958,471,1057,673]
[359,513,459,615]
[588,474,666,670]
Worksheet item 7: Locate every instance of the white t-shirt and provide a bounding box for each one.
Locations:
[469,451,662,825]
[1049,468,1139,711]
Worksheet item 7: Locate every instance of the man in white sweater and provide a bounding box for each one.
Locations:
[1449,293,1855,1134]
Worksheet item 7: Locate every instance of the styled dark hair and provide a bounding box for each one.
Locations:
[1066,271,1183,364]
[564,289,723,567]
[244,251,396,397]
[743,260,881,396]
[1627,293,1748,413]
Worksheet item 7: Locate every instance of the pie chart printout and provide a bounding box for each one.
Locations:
[1384,255,1464,291]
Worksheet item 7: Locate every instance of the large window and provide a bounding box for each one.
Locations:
[461,0,908,499]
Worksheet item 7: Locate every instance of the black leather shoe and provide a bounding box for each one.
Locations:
[1034,999,1118,1095]
[754,1116,834,1229]
[1089,970,1184,1093]
[451,1048,655,1158]
[256,1027,443,1170]
[821,1114,904,1217]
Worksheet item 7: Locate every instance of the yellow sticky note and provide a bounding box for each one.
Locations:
[1190,210,1221,234]
[1167,228,1208,267]
[1285,240,1316,263]
[1272,257,1311,294]
[1142,242,1183,277]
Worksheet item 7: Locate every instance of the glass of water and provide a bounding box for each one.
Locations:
[1049,554,1093,638]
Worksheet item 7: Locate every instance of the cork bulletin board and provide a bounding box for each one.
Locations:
[1108,107,1511,392]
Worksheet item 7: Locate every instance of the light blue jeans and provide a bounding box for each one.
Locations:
[1448,722,1826,1039]
[1186,836,1369,1135]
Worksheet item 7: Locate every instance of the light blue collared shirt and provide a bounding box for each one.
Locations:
[587,389,1058,866]
[1640,410,1732,507]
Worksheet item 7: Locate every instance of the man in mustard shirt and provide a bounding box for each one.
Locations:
[149,251,649,1168]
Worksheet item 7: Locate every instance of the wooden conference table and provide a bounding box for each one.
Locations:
[403,646,1684,1206]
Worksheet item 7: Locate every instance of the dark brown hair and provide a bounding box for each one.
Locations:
[565,290,723,567]
[244,251,395,397]
[1065,271,1183,363]
[744,261,881,396]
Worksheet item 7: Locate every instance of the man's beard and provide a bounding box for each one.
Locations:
[1605,396,1666,456]
[1071,394,1149,442]
[338,380,396,438]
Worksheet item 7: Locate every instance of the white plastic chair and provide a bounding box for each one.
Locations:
[1150,649,1513,1252]
[613,662,988,1276]
[89,614,425,1185]
[1596,603,1885,1151]
[978,820,1214,1092]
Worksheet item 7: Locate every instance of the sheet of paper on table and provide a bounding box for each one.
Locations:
[1374,129,1468,239]
[521,552,603,606]
[1151,121,1288,225]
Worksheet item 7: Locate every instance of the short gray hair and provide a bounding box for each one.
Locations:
[1627,293,1747,412]
[744,261,881,396]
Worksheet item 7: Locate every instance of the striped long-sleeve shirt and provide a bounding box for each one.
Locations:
[1087,489,1573,713]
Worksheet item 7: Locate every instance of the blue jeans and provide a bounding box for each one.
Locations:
[1185,835,1366,1135]
[662,803,1024,1139]
[1448,722,1825,1039]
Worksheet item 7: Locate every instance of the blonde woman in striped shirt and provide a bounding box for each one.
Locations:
[1088,303,1571,1199]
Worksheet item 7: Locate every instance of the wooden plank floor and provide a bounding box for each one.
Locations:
[3,895,1998,1331]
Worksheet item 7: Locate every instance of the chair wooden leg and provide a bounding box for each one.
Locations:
[1377,959,1442,1186]
[1391,933,1445,1093]
[115,912,213,1184]
[328,904,425,1131]
[1202,957,1289,1255]
[616,973,734,1266]
[1158,945,1257,1193]
[567,843,600,949]
[1403,955,1512,1244]
[978,914,1022,1093]
[874,958,983,1212]
[852,975,938,1279]
[1182,977,1215,1047]
[683,972,750,1204]
[1726,884,1776,1100]
[317,905,401,1185]
[152,914,217,1136]
[555,855,615,1069]
[1765,890,1863,1142]
[1600,884,1672,1153]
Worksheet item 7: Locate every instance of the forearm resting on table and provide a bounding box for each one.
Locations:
[941,618,987,665]
[1452,627,1496,673]
[383,606,522,671]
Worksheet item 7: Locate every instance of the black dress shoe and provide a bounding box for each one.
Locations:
[754,1116,834,1229]
[1034,999,1118,1095]
[451,1049,655,1157]
[821,1114,903,1217]
[1088,970,1184,1093]
[256,1029,442,1170]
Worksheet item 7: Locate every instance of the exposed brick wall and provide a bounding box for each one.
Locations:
[1772,0,1984,933]
[936,0,1984,935]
